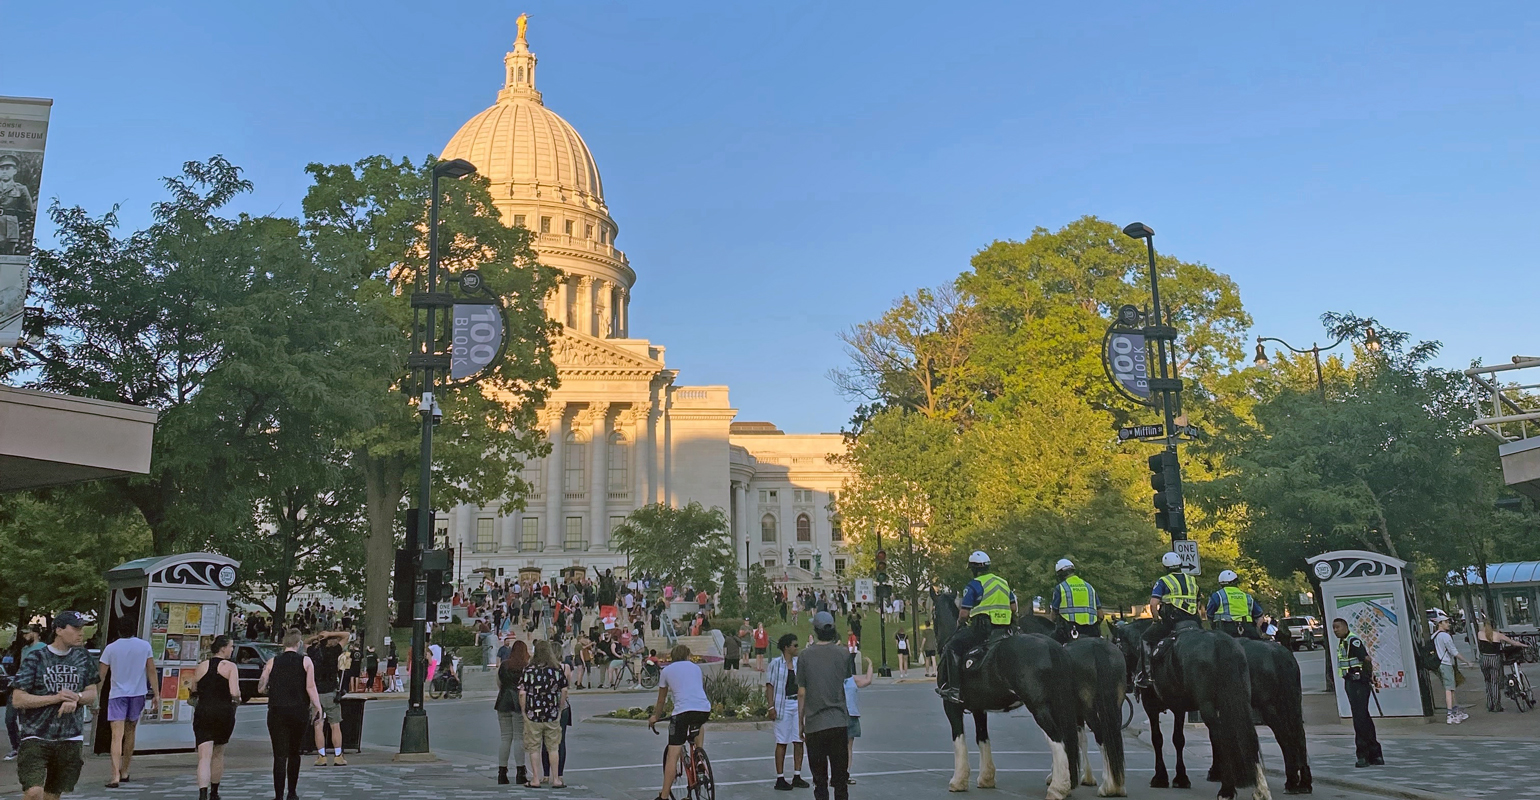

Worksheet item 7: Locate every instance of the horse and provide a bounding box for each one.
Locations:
[934,593,1083,799]
[1111,619,1268,800]
[1213,637,1312,794]
[1019,615,1128,796]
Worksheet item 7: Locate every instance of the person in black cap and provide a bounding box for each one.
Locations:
[798,611,853,800]
[10,611,100,800]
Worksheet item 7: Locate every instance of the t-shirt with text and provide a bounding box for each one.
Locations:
[15,644,100,741]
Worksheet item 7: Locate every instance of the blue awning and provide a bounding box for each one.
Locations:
[1450,562,1540,586]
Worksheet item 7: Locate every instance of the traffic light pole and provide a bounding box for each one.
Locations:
[875,527,890,678]
[1125,224,1187,545]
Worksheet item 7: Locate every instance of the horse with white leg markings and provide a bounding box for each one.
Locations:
[935,593,1081,799]
[1018,615,1128,796]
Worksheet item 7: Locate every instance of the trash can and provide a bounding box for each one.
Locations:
[340,696,368,753]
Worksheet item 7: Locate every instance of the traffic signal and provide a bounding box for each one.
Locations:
[1147,451,1186,534]
[875,549,888,572]
[392,548,416,628]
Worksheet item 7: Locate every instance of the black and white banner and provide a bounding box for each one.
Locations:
[0,96,51,348]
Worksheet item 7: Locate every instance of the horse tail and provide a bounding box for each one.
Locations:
[1209,637,1260,792]
[1048,648,1083,787]
[1091,640,1126,786]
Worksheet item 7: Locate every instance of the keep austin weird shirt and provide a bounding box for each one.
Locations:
[14,643,100,741]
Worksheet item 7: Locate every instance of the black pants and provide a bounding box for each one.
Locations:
[1214,620,1262,640]
[1143,607,1198,648]
[1343,679,1382,762]
[1053,619,1101,644]
[268,706,309,798]
[805,727,850,800]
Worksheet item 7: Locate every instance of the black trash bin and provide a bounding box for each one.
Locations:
[340,696,367,753]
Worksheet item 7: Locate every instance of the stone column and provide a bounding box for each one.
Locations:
[501,505,519,551]
[618,288,629,338]
[540,403,566,551]
[619,406,647,512]
[733,482,750,572]
[584,403,610,551]
[595,280,611,338]
[557,280,571,328]
[577,276,594,336]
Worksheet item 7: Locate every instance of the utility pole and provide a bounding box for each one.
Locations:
[1121,223,1188,547]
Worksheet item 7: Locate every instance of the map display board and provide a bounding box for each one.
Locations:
[1310,549,1430,718]
[1335,592,1409,691]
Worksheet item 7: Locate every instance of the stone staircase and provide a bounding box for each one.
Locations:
[672,634,720,658]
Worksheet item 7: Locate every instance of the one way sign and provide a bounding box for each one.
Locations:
[1173,540,1201,575]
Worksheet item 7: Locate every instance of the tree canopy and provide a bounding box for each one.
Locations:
[611,502,735,595]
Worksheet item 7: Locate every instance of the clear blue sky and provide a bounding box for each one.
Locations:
[14,3,1535,433]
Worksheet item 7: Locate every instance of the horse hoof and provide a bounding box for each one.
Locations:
[977,778,995,789]
[1150,775,1170,789]
[949,781,969,793]
[1172,774,1191,789]
[1284,788,1312,795]
[1082,776,1098,786]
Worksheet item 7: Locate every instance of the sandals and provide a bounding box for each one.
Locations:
[551,781,567,789]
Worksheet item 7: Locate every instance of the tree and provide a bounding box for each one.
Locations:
[300,155,560,651]
[744,563,778,625]
[718,567,744,620]
[611,502,735,595]
[0,485,152,628]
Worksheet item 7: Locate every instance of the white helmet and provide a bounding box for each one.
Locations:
[968,551,992,566]
[1161,552,1183,569]
[1218,569,1239,585]
[1054,558,1075,572]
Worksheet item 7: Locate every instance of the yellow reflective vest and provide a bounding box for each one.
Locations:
[971,572,1015,626]
[1154,572,1199,615]
[1212,587,1255,622]
[1054,576,1099,625]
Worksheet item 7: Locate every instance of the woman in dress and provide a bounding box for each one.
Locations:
[495,640,530,785]
[259,631,323,800]
[191,636,240,800]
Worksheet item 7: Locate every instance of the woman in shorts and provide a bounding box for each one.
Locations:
[191,636,240,800]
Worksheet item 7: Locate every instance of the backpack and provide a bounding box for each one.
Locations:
[1416,638,1441,672]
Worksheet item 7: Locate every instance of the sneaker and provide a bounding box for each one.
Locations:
[332,755,347,766]
[792,776,811,788]
[3,750,16,761]
[315,755,330,766]
[774,778,794,791]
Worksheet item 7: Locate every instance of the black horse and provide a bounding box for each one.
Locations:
[1112,620,1268,800]
[1213,638,1311,794]
[935,593,1083,798]
[1019,616,1128,796]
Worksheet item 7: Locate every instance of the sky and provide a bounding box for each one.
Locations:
[11,2,1535,433]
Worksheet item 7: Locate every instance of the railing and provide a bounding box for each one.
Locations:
[564,492,586,501]
[607,491,630,501]
[1467,357,1540,442]
[564,539,589,552]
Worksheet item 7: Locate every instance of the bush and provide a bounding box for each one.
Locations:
[432,624,476,648]
[703,670,755,709]
[455,645,484,665]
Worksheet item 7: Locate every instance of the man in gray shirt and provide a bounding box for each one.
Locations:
[798,611,854,800]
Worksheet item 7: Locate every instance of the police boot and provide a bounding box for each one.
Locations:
[936,650,963,705]
[1134,641,1154,689]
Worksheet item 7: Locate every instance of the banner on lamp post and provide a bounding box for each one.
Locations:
[0,96,51,349]
[449,299,505,382]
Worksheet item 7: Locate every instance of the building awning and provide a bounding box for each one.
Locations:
[0,385,157,492]
[1450,562,1540,587]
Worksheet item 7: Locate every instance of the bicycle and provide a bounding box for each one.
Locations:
[1502,645,1536,711]
[612,657,661,690]
[1121,692,1135,730]
[428,668,462,700]
[650,715,714,800]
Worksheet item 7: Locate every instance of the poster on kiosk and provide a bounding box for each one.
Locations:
[95,553,240,753]
[1307,549,1433,718]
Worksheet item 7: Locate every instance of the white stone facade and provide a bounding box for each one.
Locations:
[436,28,848,588]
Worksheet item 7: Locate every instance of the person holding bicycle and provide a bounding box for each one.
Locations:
[647,644,710,800]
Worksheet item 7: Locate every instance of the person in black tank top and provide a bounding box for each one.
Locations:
[193,636,241,800]
[259,632,321,800]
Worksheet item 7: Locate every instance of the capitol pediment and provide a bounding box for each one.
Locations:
[550,333,662,376]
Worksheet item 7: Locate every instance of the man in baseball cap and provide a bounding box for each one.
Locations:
[798,611,854,799]
[12,611,100,798]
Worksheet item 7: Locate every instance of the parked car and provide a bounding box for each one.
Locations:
[233,641,281,702]
[1279,616,1323,651]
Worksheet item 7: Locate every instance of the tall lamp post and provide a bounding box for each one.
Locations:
[400,157,477,757]
[1254,327,1382,399]
[902,519,924,651]
[874,527,891,677]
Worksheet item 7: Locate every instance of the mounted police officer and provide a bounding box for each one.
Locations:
[1048,558,1101,643]
[1207,569,1264,639]
[937,550,1016,704]
[1136,551,1200,688]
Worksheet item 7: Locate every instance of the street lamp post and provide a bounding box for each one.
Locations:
[904,519,924,651]
[1121,222,1188,545]
[874,526,891,678]
[400,157,477,757]
[1254,327,1382,399]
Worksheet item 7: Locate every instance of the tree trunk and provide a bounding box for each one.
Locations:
[119,477,175,556]
[362,453,406,652]
[1363,482,1401,560]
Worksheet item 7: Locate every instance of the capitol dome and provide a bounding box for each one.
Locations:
[441,21,633,339]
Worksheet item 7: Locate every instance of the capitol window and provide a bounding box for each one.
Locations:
[475,518,495,552]
[564,431,586,493]
[520,518,540,550]
[514,214,526,228]
[540,216,551,233]
[585,223,593,239]
[761,513,777,543]
[564,219,574,235]
[796,513,812,542]
[608,431,629,490]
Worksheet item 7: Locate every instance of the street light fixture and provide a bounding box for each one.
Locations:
[401,157,478,758]
[1253,325,1381,399]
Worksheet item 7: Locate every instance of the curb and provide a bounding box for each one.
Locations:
[1129,728,1463,800]
[583,715,773,731]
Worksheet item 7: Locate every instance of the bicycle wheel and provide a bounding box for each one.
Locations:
[691,746,715,800]
[1121,694,1135,730]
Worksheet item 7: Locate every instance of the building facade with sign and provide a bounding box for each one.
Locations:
[434,27,849,588]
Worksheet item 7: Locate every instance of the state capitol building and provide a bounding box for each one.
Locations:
[435,27,850,587]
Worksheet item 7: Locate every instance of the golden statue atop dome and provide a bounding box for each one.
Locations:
[516,13,529,43]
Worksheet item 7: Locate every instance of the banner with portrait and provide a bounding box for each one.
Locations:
[0,96,52,348]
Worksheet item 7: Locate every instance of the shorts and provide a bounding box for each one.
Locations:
[668,710,711,746]
[723,657,740,670]
[1439,663,1457,688]
[774,700,802,744]
[318,693,340,725]
[754,646,767,656]
[610,659,626,669]
[17,739,83,795]
[523,718,563,753]
[847,716,861,738]
[107,695,146,722]
[924,650,936,659]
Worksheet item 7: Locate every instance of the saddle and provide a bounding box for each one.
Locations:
[1150,619,1203,666]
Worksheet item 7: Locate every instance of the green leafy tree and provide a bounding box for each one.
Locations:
[744,563,777,625]
[612,502,734,595]
[718,567,744,620]
[300,156,561,650]
[0,485,152,628]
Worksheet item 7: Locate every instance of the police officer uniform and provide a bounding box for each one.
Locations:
[938,551,1015,704]
[1137,552,1200,687]
[1336,623,1384,767]
[1207,570,1264,639]
[1049,558,1100,643]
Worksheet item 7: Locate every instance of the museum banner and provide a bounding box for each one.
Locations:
[0,96,52,348]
